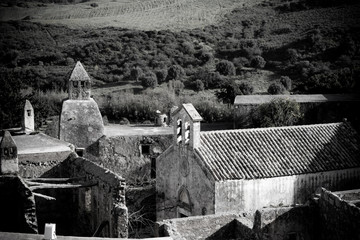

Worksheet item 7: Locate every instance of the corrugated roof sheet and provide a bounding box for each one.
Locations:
[234,94,360,105]
[196,123,360,181]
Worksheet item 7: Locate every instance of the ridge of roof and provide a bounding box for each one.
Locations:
[200,122,346,135]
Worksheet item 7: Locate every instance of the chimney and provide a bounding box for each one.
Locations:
[0,131,19,175]
[23,100,35,132]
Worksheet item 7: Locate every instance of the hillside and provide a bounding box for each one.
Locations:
[1,0,360,128]
[0,0,263,30]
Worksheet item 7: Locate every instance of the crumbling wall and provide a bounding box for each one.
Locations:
[34,155,128,238]
[0,175,38,233]
[254,206,319,240]
[156,213,254,240]
[319,188,360,240]
[92,135,172,185]
[156,206,318,240]
[61,156,128,238]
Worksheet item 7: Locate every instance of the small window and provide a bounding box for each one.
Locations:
[3,148,9,156]
[27,110,31,117]
[142,145,150,155]
[177,119,182,144]
[9,148,14,154]
[76,148,85,157]
[80,81,85,87]
[151,158,156,179]
[73,81,78,87]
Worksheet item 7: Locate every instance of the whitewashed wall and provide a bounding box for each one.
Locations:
[215,167,360,213]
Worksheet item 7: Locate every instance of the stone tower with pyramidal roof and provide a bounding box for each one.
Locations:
[59,62,104,149]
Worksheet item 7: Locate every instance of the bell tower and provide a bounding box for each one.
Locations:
[68,61,91,100]
[0,131,18,175]
[59,62,104,149]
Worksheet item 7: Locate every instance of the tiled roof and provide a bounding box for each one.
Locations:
[196,123,360,181]
[69,61,90,82]
[234,94,360,105]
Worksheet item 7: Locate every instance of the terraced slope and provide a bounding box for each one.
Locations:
[0,0,263,30]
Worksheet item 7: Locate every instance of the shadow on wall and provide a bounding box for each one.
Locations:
[293,122,360,204]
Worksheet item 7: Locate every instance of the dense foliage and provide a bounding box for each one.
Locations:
[1,1,360,126]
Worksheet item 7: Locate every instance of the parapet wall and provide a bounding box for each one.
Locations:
[156,205,318,240]
[319,188,360,240]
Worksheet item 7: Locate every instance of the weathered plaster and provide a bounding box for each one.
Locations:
[215,168,360,213]
[59,99,104,148]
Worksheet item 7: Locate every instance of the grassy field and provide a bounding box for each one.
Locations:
[0,0,263,30]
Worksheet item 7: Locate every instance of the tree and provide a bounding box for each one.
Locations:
[268,83,285,95]
[280,76,292,91]
[216,60,236,76]
[155,69,168,83]
[216,79,243,104]
[167,65,185,81]
[251,55,266,69]
[140,72,158,89]
[130,67,143,82]
[252,99,302,127]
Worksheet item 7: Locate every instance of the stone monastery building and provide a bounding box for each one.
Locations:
[156,104,360,220]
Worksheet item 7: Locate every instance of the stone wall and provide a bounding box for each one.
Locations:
[319,188,360,240]
[91,134,172,185]
[35,155,128,238]
[156,205,318,240]
[59,98,104,148]
[254,206,319,240]
[215,168,360,213]
[156,146,215,221]
[0,175,38,234]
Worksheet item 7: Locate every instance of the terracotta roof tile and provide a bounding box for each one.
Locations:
[196,123,360,181]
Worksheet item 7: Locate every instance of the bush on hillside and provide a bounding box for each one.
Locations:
[140,72,158,89]
[280,76,292,91]
[251,56,266,69]
[215,60,236,76]
[167,65,185,81]
[268,83,285,95]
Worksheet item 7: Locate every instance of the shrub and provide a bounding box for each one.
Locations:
[155,69,168,83]
[167,65,185,81]
[216,60,236,76]
[268,83,285,95]
[239,82,254,95]
[280,76,292,91]
[193,79,205,92]
[251,56,266,69]
[140,72,158,89]
[130,67,143,82]
[252,99,302,127]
